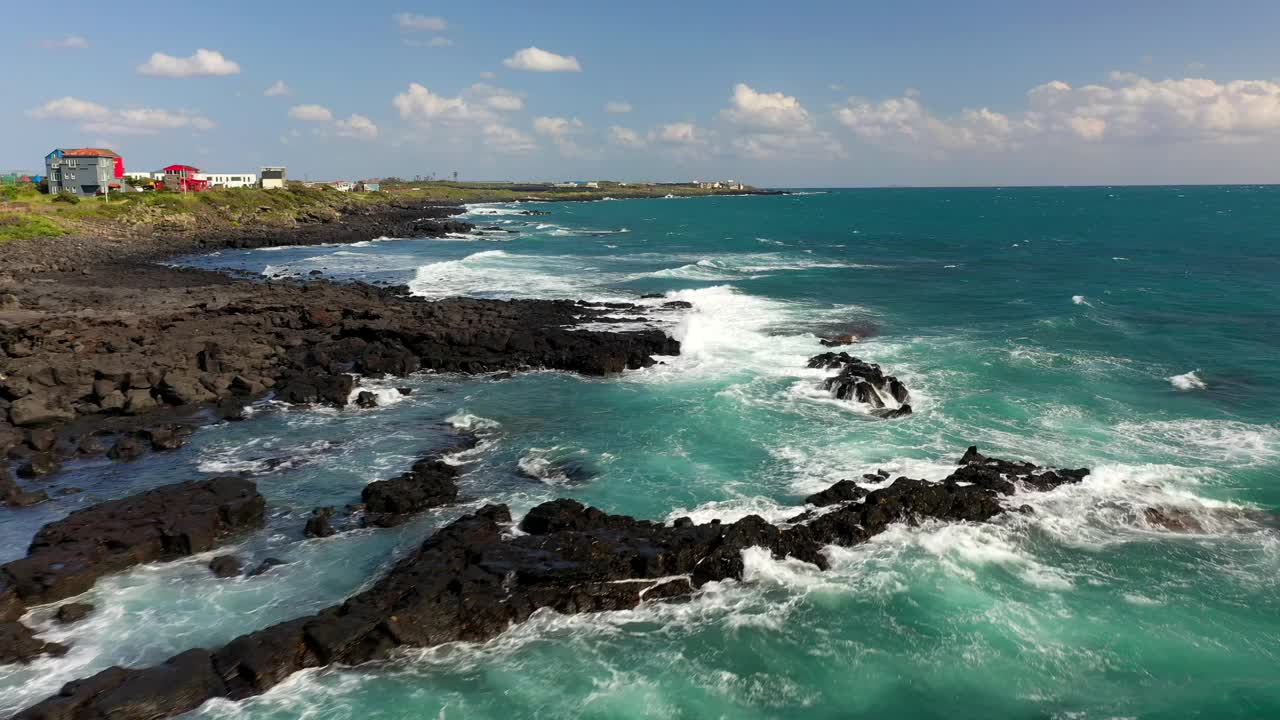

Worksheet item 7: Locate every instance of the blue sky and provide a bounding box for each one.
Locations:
[6,1,1280,185]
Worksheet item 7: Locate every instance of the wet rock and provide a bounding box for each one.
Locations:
[144,424,194,452]
[819,334,858,347]
[354,391,379,409]
[1143,506,1204,533]
[362,456,459,525]
[26,428,57,453]
[55,603,95,625]
[76,434,107,456]
[809,352,911,416]
[14,451,1086,719]
[17,452,60,479]
[396,387,413,396]
[0,621,68,664]
[304,507,337,538]
[804,479,868,507]
[276,372,355,406]
[208,555,242,578]
[247,558,286,577]
[0,477,265,617]
[106,434,147,461]
[2,466,49,508]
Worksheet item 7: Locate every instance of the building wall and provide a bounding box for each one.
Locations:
[195,173,258,188]
[46,156,114,195]
[260,167,287,189]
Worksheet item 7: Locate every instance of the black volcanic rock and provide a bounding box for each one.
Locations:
[1,621,68,665]
[14,450,1087,720]
[0,477,265,622]
[55,602,95,625]
[808,352,911,416]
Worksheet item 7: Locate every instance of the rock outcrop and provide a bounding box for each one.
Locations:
[0,477,265,624]
[808,351,912,417]
[14,449,1086,720]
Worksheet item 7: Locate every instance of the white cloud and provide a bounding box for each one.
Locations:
[392,83,482,123]
[533,116,587,156]
[837,73,1280,156]
[137,48,241,78]
[264,80,291,97]
[395,13,448,31]
[608,126,646,148]
[533,116,584,137]
[722,83,811,130]
[468,83,524,112]
[28,96,214,136]
[605,101,633,114]
[479,71,496,80]
[428,37,454,47]
[335,114,379,140]
[503,46,582,72]
[484,123,537,154]
[28,96,110,121]
[289,104,335,123]
[41,35,89,50]
[651,121,701,145]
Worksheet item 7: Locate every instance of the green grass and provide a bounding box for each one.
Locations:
[0,213,68,241]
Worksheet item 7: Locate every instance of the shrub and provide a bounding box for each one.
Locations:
[52,191,81,204]
[0,214,68,241]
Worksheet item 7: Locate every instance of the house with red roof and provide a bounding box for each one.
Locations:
[44,148,126,196]
[160,164,209,192]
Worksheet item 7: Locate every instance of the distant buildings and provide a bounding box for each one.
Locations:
[694,180,745,190]
[553,181,600,189]
[356,180,381,192]
[161,165,209,193]
[327,180,354,192]
[45,148,125,196]
[198,172,258,189]
[260,166,288,189]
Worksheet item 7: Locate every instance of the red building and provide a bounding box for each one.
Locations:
[160,164,209,192]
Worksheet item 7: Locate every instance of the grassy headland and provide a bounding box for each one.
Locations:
[0,180,765,242]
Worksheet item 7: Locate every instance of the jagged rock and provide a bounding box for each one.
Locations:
[107,434,147,461]
[303,507,337,538]
[1,621,68,665]
[9,394,73,427]
[17,452,60,478]
[362,456,459,524]
[208,555,242,578]
[809,352,911,416]
[26,428,57,452]
[13,450,1090,720]
[1143,506,1204,533]
[144,424,194,451]
[804,479,869,507]
[819,334,858,347]
[0,477,264,620]
[55,602,95,625]
[1,466,48,508]
[354,391,378,409]
[275,372,355,406]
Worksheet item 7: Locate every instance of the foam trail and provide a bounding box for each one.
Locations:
[1168,370,1207,391]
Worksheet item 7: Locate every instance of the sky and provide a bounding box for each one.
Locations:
[5,1,1280,186]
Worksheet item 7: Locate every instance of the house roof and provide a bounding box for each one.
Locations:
[60,148,121,158]
[163,164,201,173]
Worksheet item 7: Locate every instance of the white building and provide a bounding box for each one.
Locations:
[196,172,258,189]
[260,166,287,189]
[328,180,354,192]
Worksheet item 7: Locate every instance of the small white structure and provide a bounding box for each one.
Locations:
[327,180,354,192]
[260,166,287,189]
[197,172,258,189]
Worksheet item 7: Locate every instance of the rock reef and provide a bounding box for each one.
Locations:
[13,448,1086,720]
[808,351,912,417]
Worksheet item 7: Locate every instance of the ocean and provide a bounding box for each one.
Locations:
[3,186,1278,718]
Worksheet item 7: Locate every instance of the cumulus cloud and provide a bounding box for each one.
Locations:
[608,126,646,148]
[605,101,633,114]
[483,123,537,154]
[533,116,587,155]
[533,116,584,137]
[719,83,838,159]
[837,73,1280,155]
[335,114,379,140]
[28,96,214,136]
[503,46,581,72]
[289,104,335,123]
[722,83,811,130]
[137,48,241,78]
[395,13,448,31]
[393,83,481,123]
[264,80,290,97]
[28,96,110,121]
[41,35,89,50]
[650,122,701,145]
[468,83,524,112]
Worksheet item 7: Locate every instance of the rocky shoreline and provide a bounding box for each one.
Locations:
[12,447,1089,720]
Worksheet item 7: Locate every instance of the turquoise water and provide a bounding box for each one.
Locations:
[3,187,1279,718]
